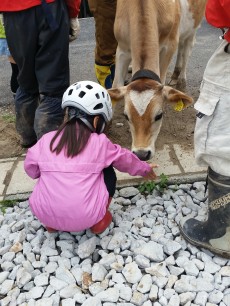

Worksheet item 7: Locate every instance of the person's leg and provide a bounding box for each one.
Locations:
[88,0,117,89]
[34,0,70,139]
[180,41,230,258]
[4,10,40,146]
[91,166,117,234]
[4,0,69,142]
[180,167,230,257]
[14,88,38,148]
[103,165,117,198]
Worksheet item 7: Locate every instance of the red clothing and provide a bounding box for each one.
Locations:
[205,0,230,42]
[65,0,81,18]
[0,0,81,18]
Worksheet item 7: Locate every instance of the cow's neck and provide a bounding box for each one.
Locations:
[131,54,160,78]
[129,5,160,75]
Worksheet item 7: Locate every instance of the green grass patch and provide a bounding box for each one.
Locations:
[0,199,19,214]
[138,173,169,194]
[1,113,16,123]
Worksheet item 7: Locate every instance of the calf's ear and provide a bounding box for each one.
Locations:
[162,86,193,111]
[108,86,127,107]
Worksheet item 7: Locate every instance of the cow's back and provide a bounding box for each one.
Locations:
[114,0,181,75]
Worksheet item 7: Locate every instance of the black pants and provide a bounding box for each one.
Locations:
[4,0,70,141]
[103,166,117,197]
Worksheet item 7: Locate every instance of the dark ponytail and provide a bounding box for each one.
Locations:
[50,118,91,158]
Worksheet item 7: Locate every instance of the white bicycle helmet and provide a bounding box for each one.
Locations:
[62,81,113,122]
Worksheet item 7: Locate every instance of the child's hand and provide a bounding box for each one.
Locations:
[143,163,159,180]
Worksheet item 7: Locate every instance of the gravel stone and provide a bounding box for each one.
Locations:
[0,181,229,306]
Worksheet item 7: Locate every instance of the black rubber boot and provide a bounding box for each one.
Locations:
[34,95,64,140]
[180,167,230,258]
[14,88,38,148]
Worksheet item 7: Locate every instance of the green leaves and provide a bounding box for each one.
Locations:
[158,173,168,192]
[138,173,169,194]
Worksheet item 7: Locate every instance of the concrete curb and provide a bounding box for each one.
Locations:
[3,171,207,201]
[117,171,207,188]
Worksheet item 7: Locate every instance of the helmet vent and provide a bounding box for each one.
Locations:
[94,103,103,110]
[102,92,105,98]
[79,91,86,98]
[95,93,100,99]
[68,89,73,95]
[86,84,93,89]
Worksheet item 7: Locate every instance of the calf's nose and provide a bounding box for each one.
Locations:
[133,150,151,161]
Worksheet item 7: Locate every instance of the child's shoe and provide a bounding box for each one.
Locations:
[46,226,57,233]
[90,211,112,234]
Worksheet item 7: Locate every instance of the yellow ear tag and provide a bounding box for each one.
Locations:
[111,99,116,107]
[174,99,184,111]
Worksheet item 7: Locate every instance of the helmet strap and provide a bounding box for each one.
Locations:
[99,122,105,134]
[79,118,95,132]
[94,116,105,134]
[79,117,105,134]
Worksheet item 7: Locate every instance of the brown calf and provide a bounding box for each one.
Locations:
[108,0,205,160]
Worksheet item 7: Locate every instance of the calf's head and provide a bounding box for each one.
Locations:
[108,79,193,161]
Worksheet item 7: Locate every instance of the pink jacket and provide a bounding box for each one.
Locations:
[24,131,151,232]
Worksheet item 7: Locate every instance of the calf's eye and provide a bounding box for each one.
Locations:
[124,114,129,121]
[155,113,163,121]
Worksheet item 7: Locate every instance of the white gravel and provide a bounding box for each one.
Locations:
[0,182,230,306]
